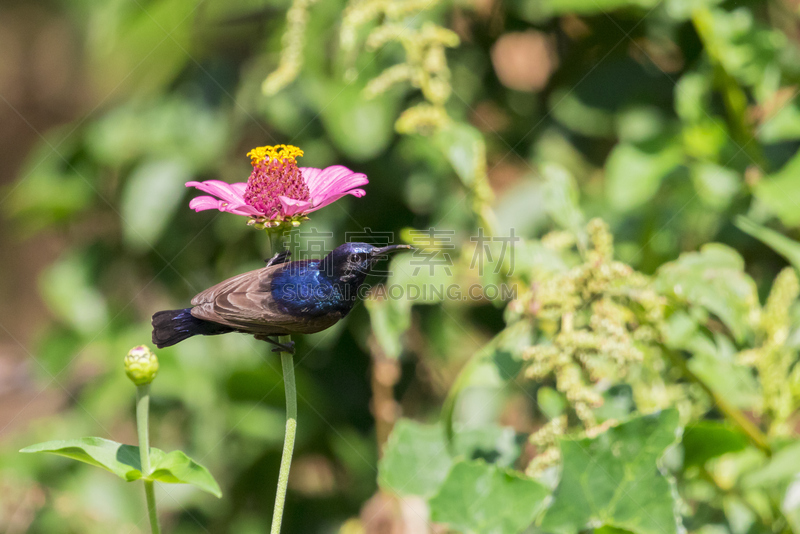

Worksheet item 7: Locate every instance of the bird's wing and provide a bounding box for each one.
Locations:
[190,265,277,307]
[189,265,341,334]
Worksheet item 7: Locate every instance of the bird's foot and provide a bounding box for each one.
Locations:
[255,335,296,355]
[271,342,295,354]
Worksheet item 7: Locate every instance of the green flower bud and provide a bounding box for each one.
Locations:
[125,345,159,386]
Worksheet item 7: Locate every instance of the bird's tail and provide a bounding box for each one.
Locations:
[151,308,233,348]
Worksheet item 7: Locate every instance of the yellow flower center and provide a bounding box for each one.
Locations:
[246,144,304,166]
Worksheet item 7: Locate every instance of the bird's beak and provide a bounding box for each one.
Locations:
[371,244,414,256]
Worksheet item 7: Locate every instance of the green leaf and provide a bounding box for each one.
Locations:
[541,163,585,237]
[39,252,109,335]
[318,81,399,161]
[259,90,308,136]
[594,526,637,534]
[429,460,549,534]
[694,7,784,89]
[655,244,758,343]
[434,122,485,188]
[753,151,800,227]
[227,403,287,444]
[784,490,800,534]
[6,132,94,233]
[736,217,800,273]
[386,251,456,306]
[21,437,143,481]
[616,106,667,144]
[121,159,191,253]
[7,169,93,227]
[682,421,749,469]
[88,0,195,96]
[742,440,800,490]
[367,249,457,359]
[675,72,712,124]
[442,321,533,441]
[378,419,452,498]
[758,99,800,143]
[542,410,682,534]
[594,385,635,423]
[365,295,410,359]
[686,335,761,410]
[551,0,658,16]
[605,142,683,211]
[451,425,521,469]
[538,386,567,420]
[681,120,729,161]
[690,162,740,210]
[148,449,222,498]
[85,98,228,171]
[513,0,659,21]
[739,441,800,534]
[21,437,221,497]
[668,329,761,410]
[549,89,615,138]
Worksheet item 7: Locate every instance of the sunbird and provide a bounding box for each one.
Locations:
[151,242,412,353]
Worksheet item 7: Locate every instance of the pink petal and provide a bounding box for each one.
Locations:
[189,196,259,216]
[185,180,245,204]
[299,167,325,191]
[231,182,248,196]
[300,166,369,206]
[227,205,261,216]
[278,196,314,217]
[185,180,261,216]
[189,196,225,212]
[306,189,367,213]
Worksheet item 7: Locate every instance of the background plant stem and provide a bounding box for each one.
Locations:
[136,384,161,534]
[691,7,768,170]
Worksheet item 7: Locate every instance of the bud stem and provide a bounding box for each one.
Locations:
[270,339,296,534]
[136,383,161,534]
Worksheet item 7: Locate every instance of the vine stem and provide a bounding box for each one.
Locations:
[136,384,161,534]
[270,343,297,534]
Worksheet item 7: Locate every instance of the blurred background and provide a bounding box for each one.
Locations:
[2,0,800,532]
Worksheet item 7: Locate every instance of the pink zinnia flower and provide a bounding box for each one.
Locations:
[186,145,368,227]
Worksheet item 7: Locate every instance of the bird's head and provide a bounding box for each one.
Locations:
[322,242,413,283]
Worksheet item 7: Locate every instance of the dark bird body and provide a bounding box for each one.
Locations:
[152,243,410,349]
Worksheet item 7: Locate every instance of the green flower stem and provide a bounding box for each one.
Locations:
[266,228,296,533]
[136,384,161,534]
[144,482,158,534]
[270,339,296,534]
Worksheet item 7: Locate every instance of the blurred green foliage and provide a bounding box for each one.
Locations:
[5,0,800,532]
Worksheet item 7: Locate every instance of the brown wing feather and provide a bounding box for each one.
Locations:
[189,265,341,335]
[190,264,281,306]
